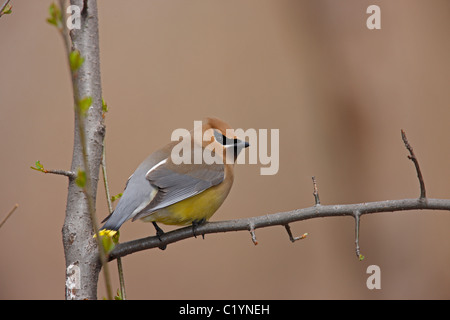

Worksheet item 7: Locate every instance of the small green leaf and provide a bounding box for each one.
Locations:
[101,233,116,253]
[69,50,85,72]
[75,169,86,188]
[47,3,61,28]
[35,160,43,170]
[111,193,123,202]
[1,3,12,15]
[114,288,123,300]
[78,96,92,116]
[30,160,45,172]
[359,254,365,261]
[46,18,57,26]
[48,3,56,16]
[102,98,108,113]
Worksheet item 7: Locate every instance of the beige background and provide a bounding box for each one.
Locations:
[1,0,450,299]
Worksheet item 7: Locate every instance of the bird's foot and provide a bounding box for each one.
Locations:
[152,222,167,250]
[192,218,206,239]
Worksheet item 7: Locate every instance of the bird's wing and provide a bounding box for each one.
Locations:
[131,161,224,221]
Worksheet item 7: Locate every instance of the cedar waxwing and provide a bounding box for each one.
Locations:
[99,117,249,240]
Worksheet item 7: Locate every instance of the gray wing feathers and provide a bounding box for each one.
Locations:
[132,163,224,220]
[100,158,158,231]
[101,148,225,228]
[150,166,222,208]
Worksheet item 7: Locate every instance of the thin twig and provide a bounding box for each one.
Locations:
[31,160,76,180]
[353,210,364,261]
[401,130,426,199]
[0,0,11,17]
[0,204,18,229]
[108,198,450,261]
[284,224,307,243]
[116,256,126,299]
[45,169,77,180]
[102,144,113,214]
[312,176,320,205]
[102,143,127,300]
[58,0,73,56]
[0,0,10,11]
[249,223,258,245]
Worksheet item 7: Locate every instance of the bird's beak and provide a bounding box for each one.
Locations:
[236,139,250,149]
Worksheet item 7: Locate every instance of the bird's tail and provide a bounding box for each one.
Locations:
[97,200,137,237]
[98,210,129,237]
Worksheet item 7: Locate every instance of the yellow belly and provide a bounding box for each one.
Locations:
[141,184,230,226]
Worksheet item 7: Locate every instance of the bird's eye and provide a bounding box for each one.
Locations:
[213,130,224,144]
[214,130,234,146]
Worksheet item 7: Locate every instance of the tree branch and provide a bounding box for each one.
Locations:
[0,204,18,229]
[0,0,11,18]
[401,129,426,198]
[108,198,450,261]
[44,169,77,180]
[58,0,108,300]
[31,160,77,180]
[354,210,363,260]
[0,0,10,11]
[101,142,127,300]
[107,130,445,262]
[284,224,308,243]
[312,176,320,205]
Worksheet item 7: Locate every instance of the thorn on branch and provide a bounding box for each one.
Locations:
[354,211,364,261]
[401,129,426,199]
[249,223,258,245]
[109,198,450,261]
[312,176,321,206]
[284,224,308,243]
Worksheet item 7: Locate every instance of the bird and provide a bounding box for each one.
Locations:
[99,117,249,244]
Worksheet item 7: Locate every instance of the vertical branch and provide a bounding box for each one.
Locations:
[59,0,110,300]
[102,143,127,300]
[401,130,426,199]
[249,222,258,245]
[312,176,321,205]
[102,145,113,214]
[354,210,364,261]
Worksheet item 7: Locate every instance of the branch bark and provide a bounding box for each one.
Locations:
[108,129,445,261]
[61,0,105,300]
[108,198,450,261]
[401,129,426,198]
[44,169,77,179]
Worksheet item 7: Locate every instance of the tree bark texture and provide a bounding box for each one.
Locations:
[62,0,105,300]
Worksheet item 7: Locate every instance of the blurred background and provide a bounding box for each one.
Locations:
[1,0,450,299]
